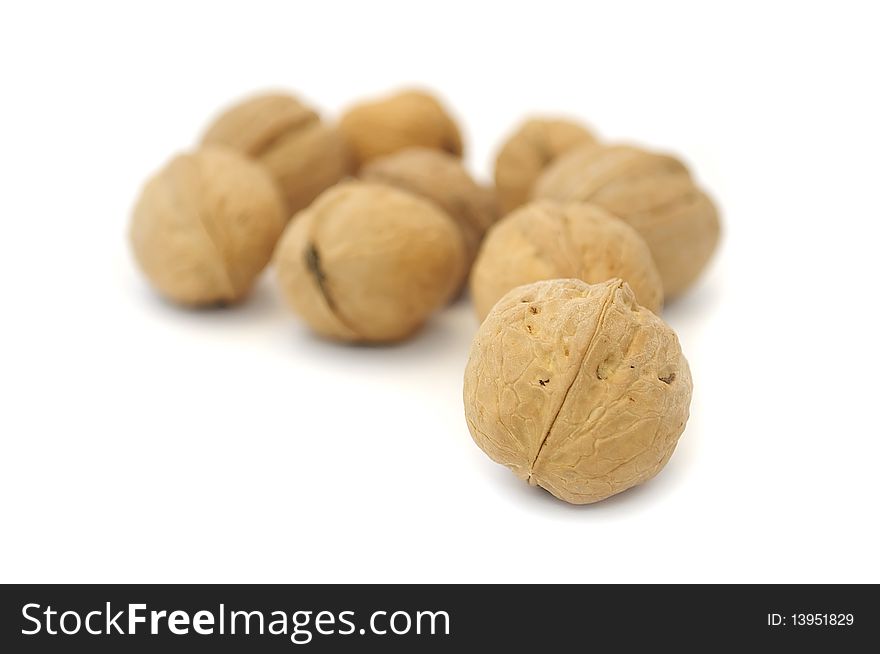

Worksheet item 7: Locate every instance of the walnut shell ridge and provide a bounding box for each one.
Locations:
[129,146,286,306]
[470,201,663,320]
[463,278,692,504]
[361,147,499,268]
[202,93,352,217]
[494,117,596,215]
[274,181,466,343]
[533,143,720,298]
[339,90,463,170]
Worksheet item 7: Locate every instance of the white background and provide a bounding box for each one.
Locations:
[1,1,878,583]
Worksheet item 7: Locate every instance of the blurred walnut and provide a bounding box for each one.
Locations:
[274,181,465,343]
[463,278,692,504]
[130,147,285,306]
[202,92,351,216]
[361,148,499,272]
[339,90,463,169]
[470,201,662,320]
[533,143,720,297]
[494,117,596,215]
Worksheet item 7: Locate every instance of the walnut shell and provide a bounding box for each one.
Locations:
[494,117,596,215]
[360,147,499,267]
[532,143,720,298]
[339,90,463,170]
[470,201,663,320]
[463,278,692,504]
[201,93,352,216]
[274,181,466,343]
[130,147,286,306]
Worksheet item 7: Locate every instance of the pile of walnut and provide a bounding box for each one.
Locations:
[130,88,719,505]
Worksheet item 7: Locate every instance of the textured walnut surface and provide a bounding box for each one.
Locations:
[129,146,285,306]
[463,278,692,504]
[339,90,463,170]
[494,118,596,215]
[361,147,499,265]
[274,181,465,343]
[533,143,720,297]
[470,201,663,320]
[202,93,351,216]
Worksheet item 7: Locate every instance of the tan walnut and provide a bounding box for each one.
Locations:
[339,90,463,170]
[129,146,285,306]
[463,278,692,504]
[494,117,596,215]
[360,147,499,273]
[201,92,351,217]
[274,181,466,343]
[532,143,720,298]
[470,201,663,320]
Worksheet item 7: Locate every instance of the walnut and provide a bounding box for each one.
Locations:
[201,92,351,216]
[463,278,692,504]
[273,181,466,342]
[532,143,720,298]
[360,147,499,271]
[339,90,463,169]
[494,117,596,215]
[470,201,663,320]
[129,146,285,306]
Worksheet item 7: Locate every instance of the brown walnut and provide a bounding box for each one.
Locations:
[463,278,692,504]
[494,117,596,215]
[202,92,351,216]
[274,181,466,343]
[339,90,463,170]
[470,201,663,320]
[533,143,720,298]
[130,147,286,306]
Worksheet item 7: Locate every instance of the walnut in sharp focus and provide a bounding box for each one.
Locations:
[463,278,692,504]
[129,146,285,306]
[360,147,499,274]
[470,201,663,320]
[494,117,596,215]
[339,90,463,170]
[273,181,466,343]
[201,92,351,217]
[532,143,720,298]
